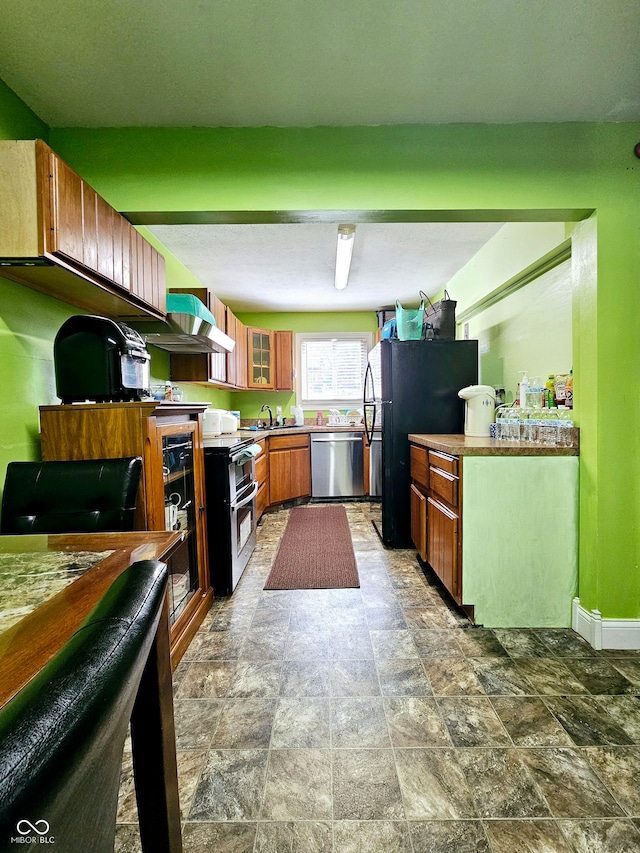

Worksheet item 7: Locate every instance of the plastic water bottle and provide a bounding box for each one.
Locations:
[557,410,574,447]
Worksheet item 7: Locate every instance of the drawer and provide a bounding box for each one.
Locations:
[255,452,268,485]
[410,444,429,491]
[429,464,458,507]
[269,433,310,451]
[428,450,458,477]
[256,479,269,518]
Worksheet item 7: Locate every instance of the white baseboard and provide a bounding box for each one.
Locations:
[572,597,640,650]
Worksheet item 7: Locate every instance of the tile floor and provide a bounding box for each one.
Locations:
[116,502,640,852]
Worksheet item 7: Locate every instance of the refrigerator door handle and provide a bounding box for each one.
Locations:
[363,403,377,446]
[363,362,377,445]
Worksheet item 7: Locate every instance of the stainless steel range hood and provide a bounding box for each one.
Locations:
[131,293,236,354]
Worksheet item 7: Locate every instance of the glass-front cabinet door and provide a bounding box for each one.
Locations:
[146,407,212,667]
[162,429,199,625]
[247,327,274,389]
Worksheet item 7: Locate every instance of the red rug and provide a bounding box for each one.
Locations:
[264,505,360,590]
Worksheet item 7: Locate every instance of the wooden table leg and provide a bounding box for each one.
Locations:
[130,591,183,853]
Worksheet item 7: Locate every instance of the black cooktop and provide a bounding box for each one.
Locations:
[202,433,255,453]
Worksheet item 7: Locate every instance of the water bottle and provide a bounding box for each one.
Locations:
[557,410,574,447]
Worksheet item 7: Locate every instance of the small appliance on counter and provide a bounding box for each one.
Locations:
[53,315,150,404]
[203,409,223,437]
[458,384,496,436]
[203,409,238,437]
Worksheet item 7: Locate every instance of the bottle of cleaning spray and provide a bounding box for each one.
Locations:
[518,371,529,408]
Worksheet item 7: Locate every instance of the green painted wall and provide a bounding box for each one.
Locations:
[1,104,638,622]
[232,311,377,421]
[470,259,573,399]
[0,78,48,140]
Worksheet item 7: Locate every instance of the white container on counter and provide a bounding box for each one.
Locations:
[203,409,222,436]
[220,411,238,433]
[458,385,496,437]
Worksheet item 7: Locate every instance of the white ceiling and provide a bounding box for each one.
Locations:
[1,1,633,312]
[149,222,505,312]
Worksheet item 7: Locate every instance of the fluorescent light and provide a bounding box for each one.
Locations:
[334,224,355,290]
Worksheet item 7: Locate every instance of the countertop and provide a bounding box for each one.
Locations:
[408,433,579,456]
[234,424,366,441]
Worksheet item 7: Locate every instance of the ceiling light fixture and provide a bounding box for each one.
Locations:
[334,224,355,290]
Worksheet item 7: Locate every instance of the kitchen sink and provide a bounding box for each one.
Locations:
[260,424,297,430]
[241,424,298,432]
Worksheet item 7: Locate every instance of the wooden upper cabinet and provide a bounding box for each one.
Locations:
[0,138,164,317]
[169,287,227,385]
[48,153,85,264]
[227,309,248,389]
[210,292,226,330]
[275,330,294,391]
[247,327,274,389]
[95,192,115,284]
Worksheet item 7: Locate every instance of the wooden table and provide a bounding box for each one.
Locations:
[0,531,185,853]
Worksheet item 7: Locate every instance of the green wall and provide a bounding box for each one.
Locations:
[233,311,377,421]
[0,77,48,140]
[1,94,639,623]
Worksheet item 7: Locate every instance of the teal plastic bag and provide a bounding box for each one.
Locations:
[395,299,424,340]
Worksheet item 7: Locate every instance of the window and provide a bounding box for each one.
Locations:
[295,332,373,408]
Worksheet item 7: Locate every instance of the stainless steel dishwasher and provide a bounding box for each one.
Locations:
[368,431,382,497]
[311,432,364,498]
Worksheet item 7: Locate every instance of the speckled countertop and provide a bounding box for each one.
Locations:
[235,423,365,441]
[408,433,580,456]
[0,549,114,634]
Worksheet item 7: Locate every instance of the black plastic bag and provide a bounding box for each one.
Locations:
[421,290,457,341]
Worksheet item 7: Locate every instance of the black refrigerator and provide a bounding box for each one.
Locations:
[363,338,478,548]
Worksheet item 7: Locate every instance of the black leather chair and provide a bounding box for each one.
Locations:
[0,559,168,853]
[0,456,143,534]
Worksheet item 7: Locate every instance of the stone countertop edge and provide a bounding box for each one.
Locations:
[408,433,579,456]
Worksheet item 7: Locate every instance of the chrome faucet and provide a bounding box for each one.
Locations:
[260,404,273,428]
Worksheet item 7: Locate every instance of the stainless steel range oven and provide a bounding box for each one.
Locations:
[203,435,260,595]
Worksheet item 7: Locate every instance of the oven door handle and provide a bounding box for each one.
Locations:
[231,480,259,510]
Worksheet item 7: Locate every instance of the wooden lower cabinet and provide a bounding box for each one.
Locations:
[268,434,311,505]
[427,496,460,600]
[38,401,212,668]
[410,483,427,561]
[255,439,269,520]
[410,444,463,606]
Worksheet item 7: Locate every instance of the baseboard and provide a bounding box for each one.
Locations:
[572,597,640,650]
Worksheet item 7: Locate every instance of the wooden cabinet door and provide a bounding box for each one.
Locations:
[227,311,247,389]
[427,496,459,600]
[111,213,129,292]
[275,330,294,391]
[290,447,311,499]
[410,445,429,492]
[410,484,427,562]
[210,292,226,330]
[49,153,104,276]
[96,192,115,283]
[247,327,274,389]
[49,153,84,264]
[226,309,240,387]
[269,451,291,505]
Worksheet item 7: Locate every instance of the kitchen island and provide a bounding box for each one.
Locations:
[408,433,579,628]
